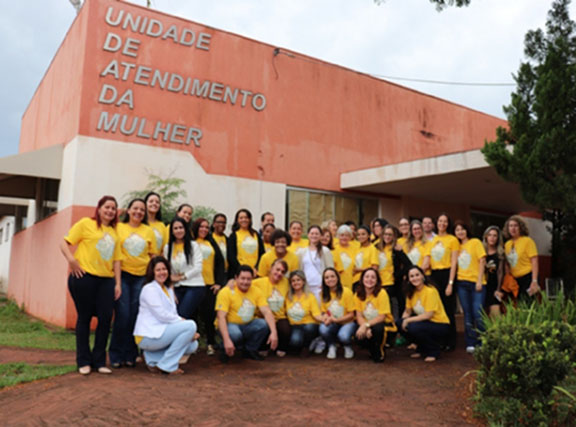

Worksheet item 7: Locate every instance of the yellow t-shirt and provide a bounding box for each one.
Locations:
[406,285,449,324]
[333,244,359,289]
[212,233,228,270]
[457,238,487,284]
[288,238,308,254]
[257,250,299,278]
[331,249,344,273]
[429,234,460,270]
[235,229,260,269]
[252,276,289,320]
[354,291,392,323]
[117,222,155,276]
[353,244,379,282]
[397,236,407,248]
[403,240,431,269]
[215,285,267,325]
[321,287,355,320]
[148,220,168,255]
[196,238,215,284]
[350,239,361,250]
[377,245,394,286]
[285,292,321,325]
[505,236,538,278]
[264,242,273,253]
[64,217,123,278]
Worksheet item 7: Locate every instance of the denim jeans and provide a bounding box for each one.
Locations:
[68,273,115,368]
[456,280,486,347]
[109,272,145,365]
[395,318,450,358]
[319,322,357,346]
[174,286,205,319]
[139,320,199,373]
[225,318,270,353]
[289,323,319,350]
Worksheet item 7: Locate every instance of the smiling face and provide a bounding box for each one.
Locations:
[213,215,226,234]
[382,227,395,245]
[399,218,410,237]
[357,228,370,245]
[154,261,169,285]
[172,221,186,241]
[437,215,449,234]
[262,213,275,227]
[408,267,425,288]
[338,231,351,247]
[198,220,210,239]
[486,228,499,247]
[238,211,251,230]
[372,221,383,239]
[323,269,338,291]
[274,237,288,256]
[508,220,520,238]
[308,227,321,245]
[98,200,117,226]
[290,274,305,292]
[321,230,332,247]
[262,225,274,243]
[289,222,303,241]
[270,261,287,282]
[178,206,193,223]
[236,271,253,292]
[127,201,146,225]
[411,223,423,241]
[362,269,378,292]
[422,217,434,234]
[454,224,468,241]
[146,195,160,216]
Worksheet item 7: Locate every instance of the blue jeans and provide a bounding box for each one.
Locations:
[109,272,145,365]
[456,280,486,347]
[319,322,357,346]
[174,286,205,319]
[139,320,199,373]
[225,318,270,353]
[289,323,319,350]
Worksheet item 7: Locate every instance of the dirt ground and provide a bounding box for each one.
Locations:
[0,342,480,426]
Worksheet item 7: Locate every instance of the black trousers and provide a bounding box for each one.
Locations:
[357,322,386,362]
[430,269,456,348]
[68,273,115,368]
[201,285,219,346]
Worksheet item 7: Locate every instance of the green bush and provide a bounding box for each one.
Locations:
[474,296,576,426]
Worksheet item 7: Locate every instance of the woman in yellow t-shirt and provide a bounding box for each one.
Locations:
[333,225,359,290]
[258,229,299,278]
[262,223,275,253]
[285,270,322,352]
[403,220,431,272]
[354,268,393,363]
[450,221,486,353]
[211,213,228,275]
[353,225,379,287]
[288,220,308,254]
[60,195,122,375]
[191,218,226,356]
[109,198,156,369]
[504,215,540,300]
[318,268,357,359]
[397,217,410,248]
[176,203,193,226]
[226,209,264,278]
[144,192,168,255]
[398,266,450,362]
[429,213,459,350]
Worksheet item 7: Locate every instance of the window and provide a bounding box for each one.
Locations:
[286,188,379,230]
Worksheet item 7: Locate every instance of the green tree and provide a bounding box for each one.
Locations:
[482,0,576,283]
[374,0,471,10]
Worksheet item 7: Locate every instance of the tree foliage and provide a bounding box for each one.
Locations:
[374,0,471,10]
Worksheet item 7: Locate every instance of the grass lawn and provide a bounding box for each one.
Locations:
[0,363,75,388]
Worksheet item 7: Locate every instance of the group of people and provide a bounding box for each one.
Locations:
[61,193,540,375]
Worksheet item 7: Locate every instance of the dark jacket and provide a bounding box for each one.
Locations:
[226,230,265,279]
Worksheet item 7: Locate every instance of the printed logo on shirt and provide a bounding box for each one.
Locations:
[363,302,379,321]
[237,298,256,322]
[171,251,187,275]
[340,252,352,270]
[507,248,518,268]
[153,228,163,251]
[355,252,364,269]
[287,301,306,322]
[268,288,285,313]
[200,243,214,260]
[241,235,258,255]
[96,232,115,261]
[123,233,147,257]
[407,247,421,266]
[413,299,425,315]
[328,299,344,319]
[431,242,446,263]
[458,250,472,271]
[378,252,388,270]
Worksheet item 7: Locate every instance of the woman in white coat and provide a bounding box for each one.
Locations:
[134,256,199,374]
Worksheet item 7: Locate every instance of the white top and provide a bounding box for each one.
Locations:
[298,246,334,289]
[163,241,204,287]
[133,280,182,339]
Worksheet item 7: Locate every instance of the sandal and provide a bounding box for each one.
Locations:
[97,367,112,374]
[78,366,91,375]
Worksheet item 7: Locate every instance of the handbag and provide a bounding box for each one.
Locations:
[501,273,519,298]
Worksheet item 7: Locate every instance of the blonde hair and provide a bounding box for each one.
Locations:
[287,270,312,301]
[483,226,504,259]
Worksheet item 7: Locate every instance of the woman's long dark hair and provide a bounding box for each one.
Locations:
[144,191,162,222]
[145,256,172,287]
[167,217,193,264]
[92,195,118,228]
[321,267,343,303]
[191,217,210,242]
[231,208,256,237]
[403,265,433,299]
[122,198,147,224]
[355,268,382,301]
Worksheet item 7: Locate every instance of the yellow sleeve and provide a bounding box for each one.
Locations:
[353,294,363,312]
[215,288,231,313]
[113,232,124,262]
[257,253,271,277]
[424,287,442,313]
[343,288,356,312]
[369,246,379,266]
[476,239,487,259]
[146,227,156,254]
[256,288,268,308]
[422,241,431,257]
[405,294,413,310]
[450,236,460,252]
[309,294,321,317]
[377,291,391,316]
[64,218,88,245]
[526,237,538,258]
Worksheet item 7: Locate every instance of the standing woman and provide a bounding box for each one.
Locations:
[191,218,226,356]
[484,226,504,317]
[211,213,228,274]
[227,209,264,278]
[109,198,155,368]
[354,268,393,363]
[319,268,357,359]
[397,217,410,248]
[60,196,122,375]
[262,223,275,253]
[397,266,450,362]
[288,221,308,254]
[332,225,358,290]
[353,225,379,288]
[258,229,299,278]
[164,217,204,319]
[176,203,194,226]
[145,192,168,255]
[297,225,335,301]
[371,218,387,244]
[503,215,540,300]
[448,221,486,353]
[429,213,459,350]
[285,270,323,353]
[327,219,340,247]
[403,220,431,273]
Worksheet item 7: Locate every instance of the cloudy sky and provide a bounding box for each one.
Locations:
[0,0,571,157]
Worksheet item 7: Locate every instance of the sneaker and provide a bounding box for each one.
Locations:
[343,346,354,359]
[327,344,337,359]
[206,345,215,356]
[276,350,286,358]
[314,339,326,354]
[466,346,475,354]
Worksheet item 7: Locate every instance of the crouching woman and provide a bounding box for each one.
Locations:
[133,256,200,374]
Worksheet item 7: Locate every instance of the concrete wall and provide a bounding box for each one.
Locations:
[0,217,15,294]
